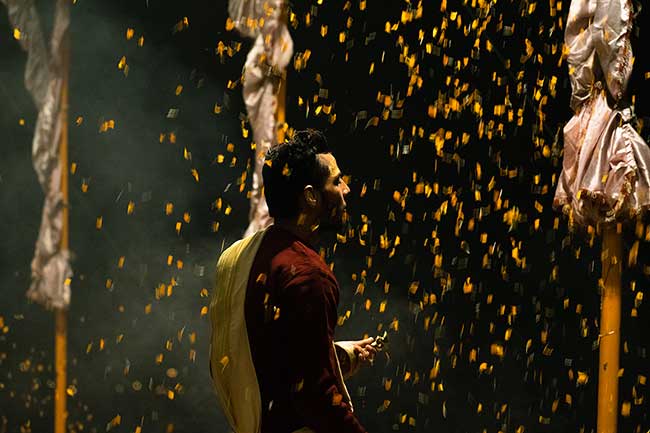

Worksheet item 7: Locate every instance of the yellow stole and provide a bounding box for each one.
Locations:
[209,228,267,433]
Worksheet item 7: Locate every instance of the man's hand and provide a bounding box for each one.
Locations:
[352,337,377,365]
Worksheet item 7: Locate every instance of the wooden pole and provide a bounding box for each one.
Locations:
[276,71,286,144]
[54,309,67,433]
[597,223,622,433]
[55,5,70,432]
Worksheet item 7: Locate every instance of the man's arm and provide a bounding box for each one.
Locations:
[334,338,376,380]
[283,270,367,433]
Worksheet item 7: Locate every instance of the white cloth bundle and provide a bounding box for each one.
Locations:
[554,0,650,225]
[228,0,293,237]
[3,0,73,308]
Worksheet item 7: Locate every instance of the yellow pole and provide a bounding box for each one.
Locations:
[55,5,70,432]
[276,70,286,143]
[55,309,67,433]
[597,223,622,433]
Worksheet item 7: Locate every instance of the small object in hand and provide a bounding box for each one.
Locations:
[371,331,388,351]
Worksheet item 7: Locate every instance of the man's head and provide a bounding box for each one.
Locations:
[263,129,350,232]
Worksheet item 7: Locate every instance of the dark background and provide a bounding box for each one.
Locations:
[1,1,649,432]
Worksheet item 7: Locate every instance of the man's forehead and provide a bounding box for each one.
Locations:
[317,153,341,176]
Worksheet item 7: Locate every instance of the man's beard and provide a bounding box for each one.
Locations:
[318,204,346,232]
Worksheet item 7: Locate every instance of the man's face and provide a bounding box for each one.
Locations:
[315,153,350,230]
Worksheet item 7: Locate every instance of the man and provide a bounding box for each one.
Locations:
[210,130,376,433]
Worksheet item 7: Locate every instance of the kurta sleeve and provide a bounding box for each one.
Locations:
[281,269,367,433]
[334,341,361,380]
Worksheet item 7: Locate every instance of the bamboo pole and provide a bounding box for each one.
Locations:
[54,309,67,433]
[55,7,70,432]
[276,71,286,144]
[597,223,622,433]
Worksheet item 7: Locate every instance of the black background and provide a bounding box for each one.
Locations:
[1,1,650,432]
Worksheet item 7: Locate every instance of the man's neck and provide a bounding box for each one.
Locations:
[273,218,320,248]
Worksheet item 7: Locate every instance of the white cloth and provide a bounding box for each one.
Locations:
[564,0,634,111]
[554,0,650,225]
[3,0,73,309]
[228,0,293,237]
[555,91,650,224]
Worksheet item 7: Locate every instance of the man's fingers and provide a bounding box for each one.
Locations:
[352,338,378,366]
[354,345,370,358]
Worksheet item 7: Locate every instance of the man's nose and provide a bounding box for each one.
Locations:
[342,181,350,196]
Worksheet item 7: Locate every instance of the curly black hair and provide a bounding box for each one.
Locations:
[262,129,331,219]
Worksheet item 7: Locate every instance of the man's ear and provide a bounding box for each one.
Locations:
[303,185,319,207]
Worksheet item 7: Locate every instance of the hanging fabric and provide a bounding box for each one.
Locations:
[3,0,73,309]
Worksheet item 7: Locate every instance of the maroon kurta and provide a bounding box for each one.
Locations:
[244,225,366,433]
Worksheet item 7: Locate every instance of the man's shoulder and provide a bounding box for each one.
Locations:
[268,249,336,296]
[272,248,329,279]
[216,229,266,270]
